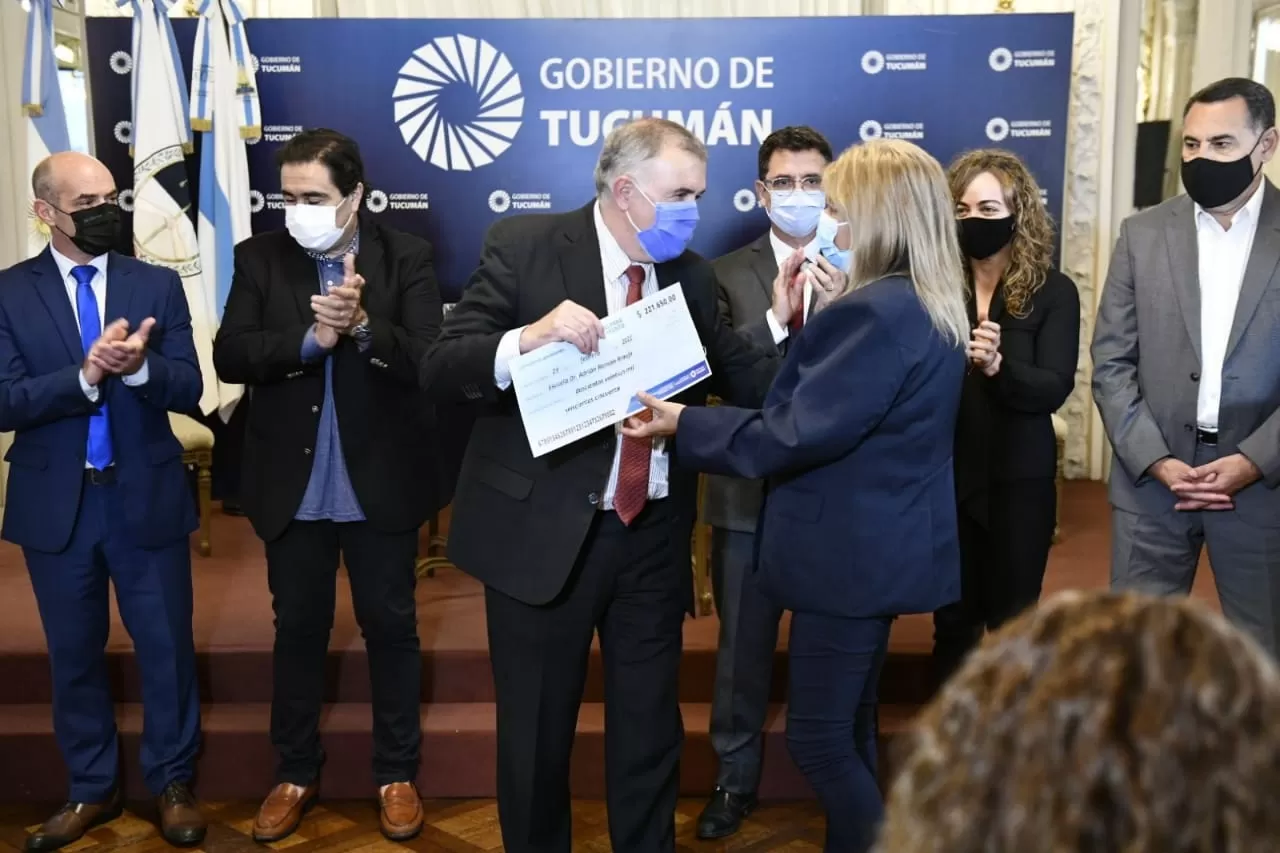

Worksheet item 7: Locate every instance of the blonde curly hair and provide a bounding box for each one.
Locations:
[947,148,1055,319]
[875,591,1280,853]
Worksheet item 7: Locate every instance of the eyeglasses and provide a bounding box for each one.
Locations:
[763,176,822,192]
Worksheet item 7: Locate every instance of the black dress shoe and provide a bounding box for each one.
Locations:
[696,788,757,840]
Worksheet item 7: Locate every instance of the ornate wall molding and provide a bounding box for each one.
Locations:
[1058,0,1105,479]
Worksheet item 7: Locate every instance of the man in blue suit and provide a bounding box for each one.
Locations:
[0,152,206,850]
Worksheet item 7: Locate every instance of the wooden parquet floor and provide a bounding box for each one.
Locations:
[0,800,826,852]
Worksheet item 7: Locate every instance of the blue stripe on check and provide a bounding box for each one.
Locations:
[626,361,711,415]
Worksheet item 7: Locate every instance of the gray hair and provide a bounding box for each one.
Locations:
[593,117,707,196]
[31,157,57,203]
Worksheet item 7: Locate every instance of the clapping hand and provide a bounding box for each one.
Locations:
[312,253,366,347]
[770,250,807,327]
[806,254,846,312]
[967,319,1002,377]
[82,318,130,385]
[83,317,156,384]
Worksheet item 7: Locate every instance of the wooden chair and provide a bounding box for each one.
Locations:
[1052,413,1067,544]
[692,474,714,616]
[415,509,452,578]
[168,412,214,557]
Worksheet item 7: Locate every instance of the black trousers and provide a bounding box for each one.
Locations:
[708,527,783,794]
[265,520,421,787]
[485,501,685,853]
[932,477,1056,684]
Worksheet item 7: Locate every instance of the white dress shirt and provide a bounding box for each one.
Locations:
[763,229,819,344]
[492,202,669,510]
[49,245,149,467]
[1195,180,1264,431]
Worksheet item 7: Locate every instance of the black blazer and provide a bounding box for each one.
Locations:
[212,218,443,542]
[420,202,779,609]
[954,268,1080,512]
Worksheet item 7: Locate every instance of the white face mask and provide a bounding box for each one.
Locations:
[285,197,352,252]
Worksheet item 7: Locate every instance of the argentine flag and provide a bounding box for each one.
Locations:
[22,0,71,258]
[122,0,222,416]
[190,0,260,420]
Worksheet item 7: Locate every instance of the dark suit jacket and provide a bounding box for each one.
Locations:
[954,269,1080,517]
[419,202,779,608]
[212,218,442,542]
[705,232,780,533]
[676,275,965,618]
[0,249,201,553]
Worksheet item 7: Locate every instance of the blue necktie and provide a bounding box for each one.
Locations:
[72,265,113,470]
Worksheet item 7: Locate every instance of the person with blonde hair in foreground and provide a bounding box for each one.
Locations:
[625,138,970,851]
[877,590,1280,853]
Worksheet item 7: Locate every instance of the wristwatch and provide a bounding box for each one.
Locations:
[350,320,372,345]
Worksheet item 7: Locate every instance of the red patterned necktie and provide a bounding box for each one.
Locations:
[614,264,651,526]
[788,270,807,332]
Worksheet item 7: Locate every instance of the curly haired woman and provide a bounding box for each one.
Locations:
[932,148,1081,683]
[881,591,1280,853]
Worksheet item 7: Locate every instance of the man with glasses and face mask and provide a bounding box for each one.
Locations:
[1094,78,1280,658]
[0,152,205,850]
[696,125,847,839]
[421,117,780,853]
[213,128,442,842]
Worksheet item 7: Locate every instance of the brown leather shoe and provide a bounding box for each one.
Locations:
[378,782,423,841]
[252,783,318,843]
[156,782,206,847]
[25,789,124,851]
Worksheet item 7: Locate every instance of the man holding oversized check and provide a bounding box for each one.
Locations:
[420,118,780,853]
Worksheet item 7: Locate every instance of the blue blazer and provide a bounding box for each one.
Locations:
[0,249,202,553]
[676,275,965,618]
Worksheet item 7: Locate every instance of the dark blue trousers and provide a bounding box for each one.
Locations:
[24,478,200,802]
[785,612,892,853]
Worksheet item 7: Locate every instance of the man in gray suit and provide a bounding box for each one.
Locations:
[697,126,836,839]
[1093,77,1280,655]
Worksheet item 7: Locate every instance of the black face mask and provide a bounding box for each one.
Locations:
[958,215,1016,261]
[55,202,122,258]
[1181,132,1268,210]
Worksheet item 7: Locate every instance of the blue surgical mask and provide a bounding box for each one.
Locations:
[626,179,699,263]
[815,211,851,273]
[767,189,825,239]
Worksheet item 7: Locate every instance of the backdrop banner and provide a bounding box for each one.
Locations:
[85,15,1073,300]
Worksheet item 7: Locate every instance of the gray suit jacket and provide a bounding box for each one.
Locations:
[1092,181,1280,526]
[704,232,781,532]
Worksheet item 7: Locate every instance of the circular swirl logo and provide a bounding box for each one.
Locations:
[249,190,265,214]
[733,189,757,212]
[861,50,885,75]
[859,120,884,141]
[989,47,1013,72]
[488,189,511,213]
[366,189,389,213]
[114,120,133,145]
[986,117,1010,142]
[394,35,524,171]
[117,189,135,213]
[109,50,133,75]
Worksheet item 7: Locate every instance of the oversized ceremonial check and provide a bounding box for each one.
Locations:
[509,284,713,458]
